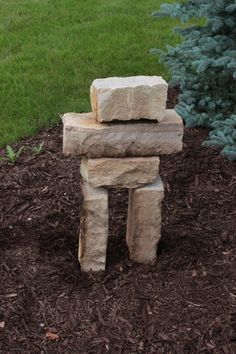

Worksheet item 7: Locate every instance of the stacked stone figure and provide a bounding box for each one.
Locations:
[63,76,183,272]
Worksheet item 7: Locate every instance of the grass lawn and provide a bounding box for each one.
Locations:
[0,0,180,146]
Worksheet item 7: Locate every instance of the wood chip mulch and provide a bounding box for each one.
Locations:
[0,91,236,353]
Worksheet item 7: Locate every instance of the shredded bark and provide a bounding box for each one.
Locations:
[0,88,235,353]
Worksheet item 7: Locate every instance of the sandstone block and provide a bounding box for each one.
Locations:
[90,76,168,122]
[63,110,183,158]
[126,176,164,264]
[79,181,108,272]
[80,157,160,188]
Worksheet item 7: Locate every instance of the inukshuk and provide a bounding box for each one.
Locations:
[62,76,183,272]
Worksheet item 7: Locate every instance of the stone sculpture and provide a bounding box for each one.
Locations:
[63,76,183,271]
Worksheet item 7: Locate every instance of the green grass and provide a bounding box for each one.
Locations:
[0,0,180,146]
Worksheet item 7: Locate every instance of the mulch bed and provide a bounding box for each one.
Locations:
[0,89,236,353]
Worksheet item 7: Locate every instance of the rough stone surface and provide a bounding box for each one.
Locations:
[79,181,108,272]
[90,76,168,122]
[63,110,183,158]
[80,157,160,188]
[126,176,164,264]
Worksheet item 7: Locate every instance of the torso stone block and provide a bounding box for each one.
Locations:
[63,110,183,158]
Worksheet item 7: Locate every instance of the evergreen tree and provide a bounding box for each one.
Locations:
[152,0,236,159]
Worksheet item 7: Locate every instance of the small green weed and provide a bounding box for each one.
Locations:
[0,142,45,164]
[30,142,44,155]
[0,145,25,165]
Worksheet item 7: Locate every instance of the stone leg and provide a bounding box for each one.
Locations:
[126,176,164,264]
[79,181,108,272]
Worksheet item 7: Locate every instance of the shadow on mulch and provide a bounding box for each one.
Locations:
[0,89,236,353]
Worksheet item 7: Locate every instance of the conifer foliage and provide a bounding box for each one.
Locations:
[153,0,236,159]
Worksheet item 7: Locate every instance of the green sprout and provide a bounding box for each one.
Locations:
[30,142,44,155]
[0,145,25,165]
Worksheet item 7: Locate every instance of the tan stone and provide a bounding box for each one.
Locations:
[80,156,160,188]
[90,76,168,122]
[126,176,164,264]
[79,181,108,272]
[63,110,183,158]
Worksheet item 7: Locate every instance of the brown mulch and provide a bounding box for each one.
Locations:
[0,89,236,354]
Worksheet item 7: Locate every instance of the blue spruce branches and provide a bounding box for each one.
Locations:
[152,0,236,159]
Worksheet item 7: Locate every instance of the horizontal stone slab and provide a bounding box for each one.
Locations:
[90,76,168,122]
[80,156,160,188]
[63,110,183,158]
